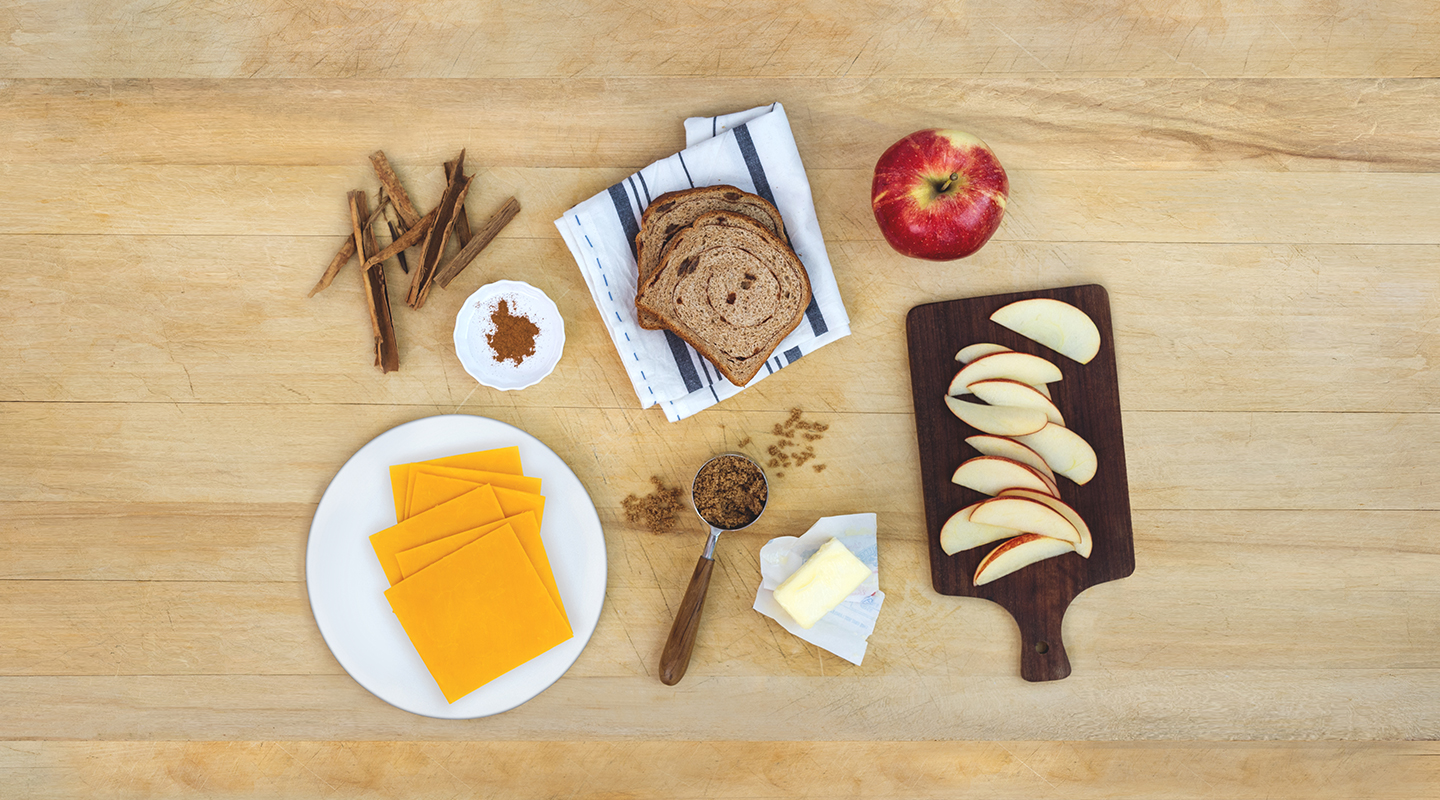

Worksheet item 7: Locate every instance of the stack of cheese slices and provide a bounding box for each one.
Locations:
[633,185,813,387]
[370,446,571,703]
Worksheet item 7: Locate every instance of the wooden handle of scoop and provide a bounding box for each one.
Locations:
[658,554,716,686]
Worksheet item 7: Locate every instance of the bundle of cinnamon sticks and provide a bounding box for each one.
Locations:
[309,150,522,373]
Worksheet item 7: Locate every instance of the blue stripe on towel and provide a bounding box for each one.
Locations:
[734,123,828,338]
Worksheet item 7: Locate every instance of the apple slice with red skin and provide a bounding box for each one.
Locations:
[955,343,1011,363]
[940,501,1020,555]
[967,378,1065,426]
[964,434,1056,483]
[950,343,1054,400]
[973,533,1075,586]
[998,488,1093,558]
[968,495,1080,544]
[951,456,1057,497]
[944,396,1047,436]
[953,345,1053,397]
[1014,422,1098,485]
[947,351,1063,396]
[990,298,1101,364]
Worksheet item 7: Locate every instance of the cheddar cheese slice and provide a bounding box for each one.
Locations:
[405,468,543,521]
[493,485,546,527]
[370,485,505,586]
[388,446,524,522]
[384,524,573,703]
[394,511,565,619]
[427,446,524,473]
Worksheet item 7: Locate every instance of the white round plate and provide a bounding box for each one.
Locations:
[453,280,565,391]
[306,414,606,718]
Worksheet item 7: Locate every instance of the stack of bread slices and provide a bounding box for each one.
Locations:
[633,185,813,387]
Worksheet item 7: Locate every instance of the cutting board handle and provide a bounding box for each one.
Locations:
[1012,600,1072,682]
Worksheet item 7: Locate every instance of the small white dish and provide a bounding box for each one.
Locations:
[305,414,607,719]
[454,280,565,390]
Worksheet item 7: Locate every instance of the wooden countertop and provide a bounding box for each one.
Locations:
[3,2,1437,796]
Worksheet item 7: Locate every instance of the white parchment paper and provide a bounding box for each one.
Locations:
[753,513,884,665]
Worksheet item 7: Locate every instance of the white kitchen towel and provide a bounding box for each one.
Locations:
[555,103,851,422]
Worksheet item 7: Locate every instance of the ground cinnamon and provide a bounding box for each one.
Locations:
[486,298,540,365]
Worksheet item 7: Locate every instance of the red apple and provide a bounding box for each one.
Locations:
[871,129,1009,261]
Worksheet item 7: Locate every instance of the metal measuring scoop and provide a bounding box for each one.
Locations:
[658,452,769,685]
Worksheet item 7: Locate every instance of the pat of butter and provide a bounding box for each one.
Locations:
[772,537,872,629]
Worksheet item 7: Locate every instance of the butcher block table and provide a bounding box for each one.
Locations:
[3,2,1438,797]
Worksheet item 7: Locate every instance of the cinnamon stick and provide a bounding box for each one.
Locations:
[370,152,425,276]
[443,157,473,248]
[308,236,356,298]
[454,201,473,247]
[408,150,473,310]
[351,190,400,373]
[365,205,437,269]
[308,196,392,297]
[413,175,471,309]
[434,196,521,289]
[369,150,422,228]
[383,205,410,274]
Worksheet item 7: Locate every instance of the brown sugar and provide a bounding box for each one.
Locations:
[622,476,685,535]
[692,455,768,530]
[486,298,540,365]
[761,408,828,475]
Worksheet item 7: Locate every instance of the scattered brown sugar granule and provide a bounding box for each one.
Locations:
[692,455,768,530]
[622,476,684,535]
[762,407,828,475]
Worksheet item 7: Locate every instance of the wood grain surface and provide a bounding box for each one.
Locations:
[908,285,1134,681]
[3,1,1438,798]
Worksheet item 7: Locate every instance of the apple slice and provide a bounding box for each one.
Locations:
[940,502,1019,555]
[954,343,1011,363]
[1036,469,1062,498]
[947,351,1063,396]
[990,298,1101,364]
[974,533,1075,585]
[998,488,1093,558]
[951,456,1057,497]
[953,345,1051,397]
[1014,423,1098,485]
[944,396,1047,437]
[965,434,1056,482]
[968,496,1080,544]
[967,379,1065,426]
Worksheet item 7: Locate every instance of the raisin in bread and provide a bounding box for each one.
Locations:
[635,210,811,386]
[634,185,787,330]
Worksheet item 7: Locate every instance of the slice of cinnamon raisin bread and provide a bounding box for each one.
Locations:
[635,210,811,386]
[634,185,787,330]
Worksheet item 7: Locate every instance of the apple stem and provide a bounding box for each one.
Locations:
[939,172,959,193]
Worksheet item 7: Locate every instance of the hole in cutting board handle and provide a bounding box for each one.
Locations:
[1034,641,1050,654]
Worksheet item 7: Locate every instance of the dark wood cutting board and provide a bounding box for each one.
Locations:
[906,284,1135,682]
